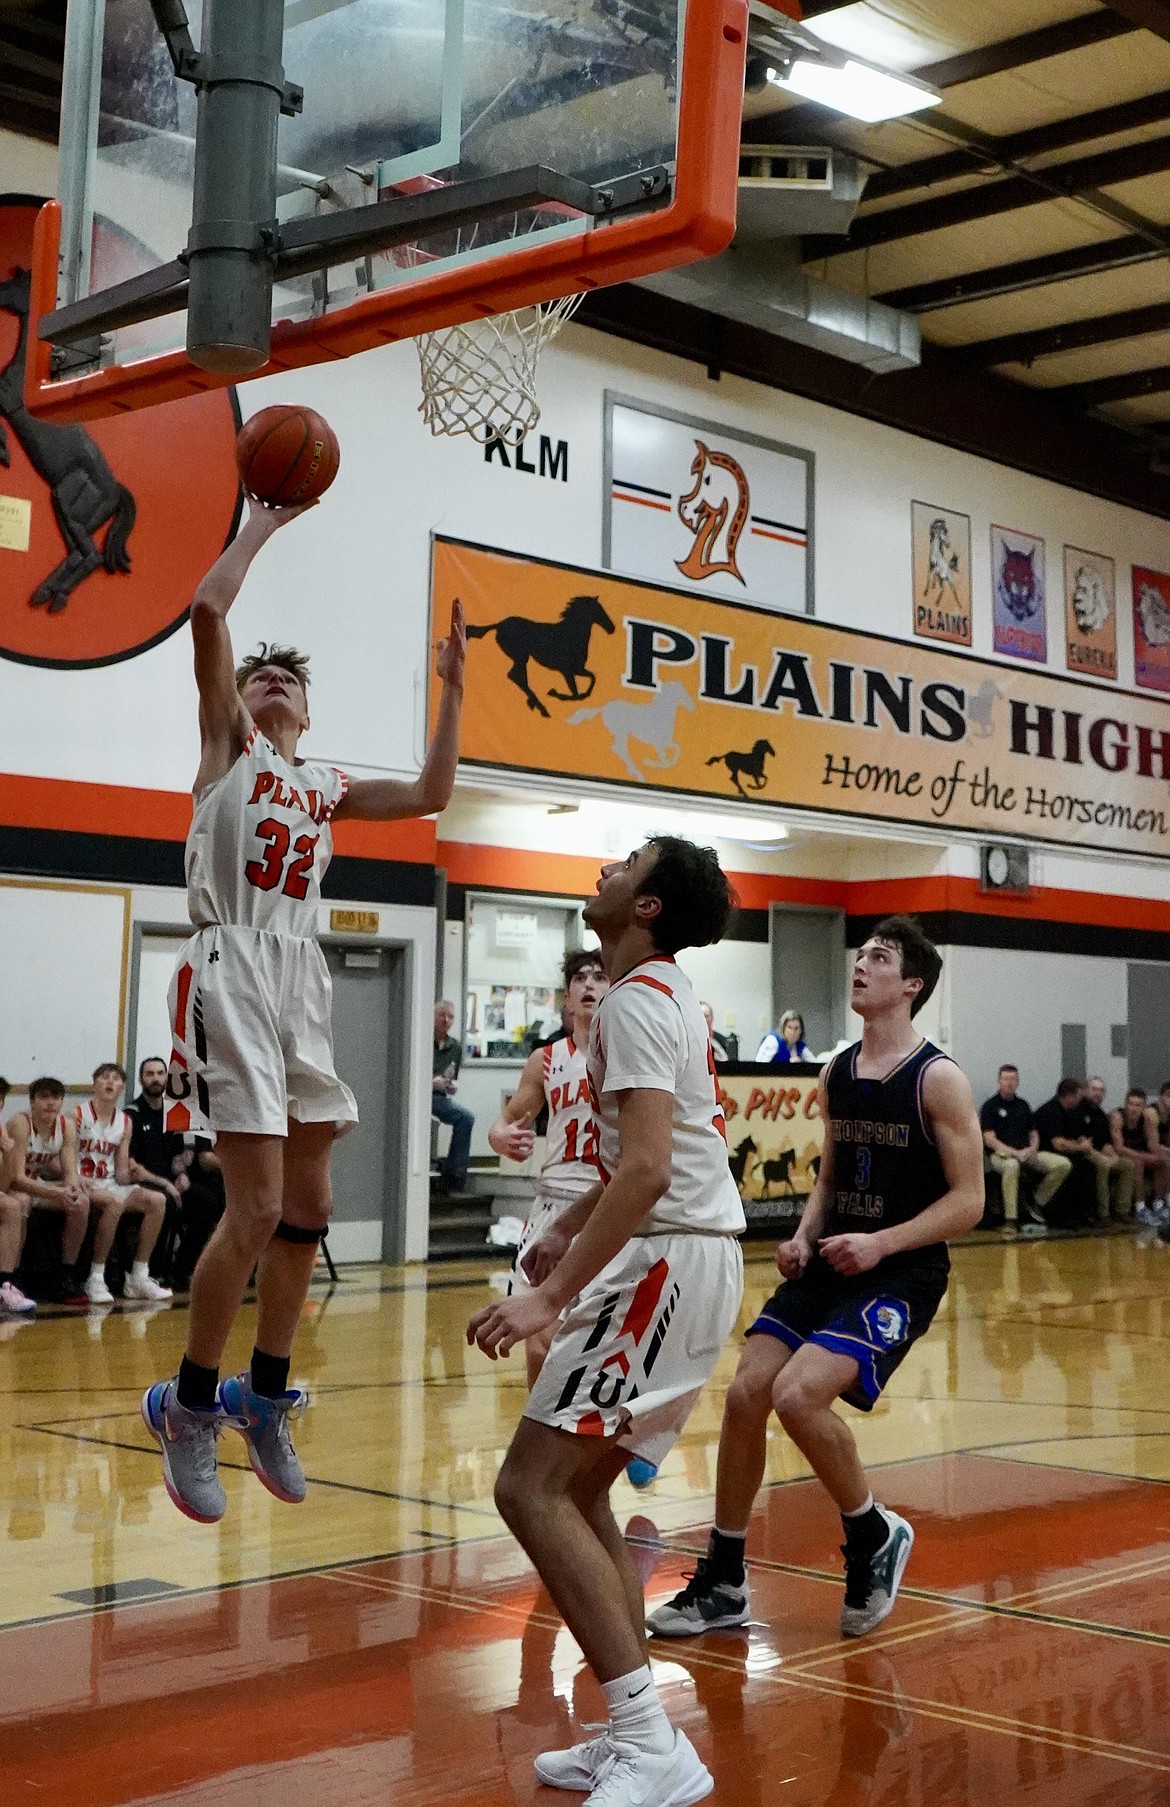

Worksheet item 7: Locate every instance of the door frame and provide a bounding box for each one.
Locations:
[768,902,847,1053]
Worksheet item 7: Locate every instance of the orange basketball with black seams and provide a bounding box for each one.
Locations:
[237,405,340,505]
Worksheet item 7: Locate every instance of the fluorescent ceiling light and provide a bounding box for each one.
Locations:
[766,56,940,123]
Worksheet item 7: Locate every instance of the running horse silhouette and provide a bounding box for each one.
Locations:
[0,267,136,613]
[465,593,614,718]
[569,681,695,784]
[707,737,775,799]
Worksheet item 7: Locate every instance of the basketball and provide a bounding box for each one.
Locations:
[236,405,340,505]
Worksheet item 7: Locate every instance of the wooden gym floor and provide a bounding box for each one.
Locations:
[3,1232,1170,1804]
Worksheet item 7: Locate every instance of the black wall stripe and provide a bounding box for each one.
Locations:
[0,826,436,910]
[847,910,1170,963]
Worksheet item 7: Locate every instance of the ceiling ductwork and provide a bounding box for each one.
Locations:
[638,145,921,377]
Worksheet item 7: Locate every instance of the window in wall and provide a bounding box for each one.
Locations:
[463,892,592,1061]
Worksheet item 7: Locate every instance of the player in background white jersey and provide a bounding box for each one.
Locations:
[469,837,745,1807]
[144,495,465,1525]
[0,1085,34,1316]
[6,1076,90,1301]
[75,1064,171,1305]
[489,949,609,1386]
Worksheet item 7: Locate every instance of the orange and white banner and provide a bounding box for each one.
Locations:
[718,1066,824,1220]
[433,536,1170,861]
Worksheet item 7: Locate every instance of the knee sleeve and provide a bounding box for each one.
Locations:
[272,1220,322,1246]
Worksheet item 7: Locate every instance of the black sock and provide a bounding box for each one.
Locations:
[842,1502,887,1560]
[177,1356,219,1412]
[708,1528,747,1587]
[250,1346,291,1399]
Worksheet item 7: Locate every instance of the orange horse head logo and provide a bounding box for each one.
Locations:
[675,440,749,584]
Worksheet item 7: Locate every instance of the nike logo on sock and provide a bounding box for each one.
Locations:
[625,1683,651,1701]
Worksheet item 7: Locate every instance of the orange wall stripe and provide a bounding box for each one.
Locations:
[0,772,435,864]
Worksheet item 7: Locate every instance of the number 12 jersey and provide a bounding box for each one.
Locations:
[185,724,349,935]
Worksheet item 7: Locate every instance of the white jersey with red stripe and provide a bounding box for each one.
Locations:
[185,723,349,936]
[17,1110,66,1177]
[588,954,745,1236]
[540,1034,598,1193]
[75,1102,127,1182]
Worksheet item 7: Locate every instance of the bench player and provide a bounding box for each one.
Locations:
[469,837,744,1807]
[488,948,608,1386]
[78,1064,172,1305]
[144,494,465,1523]
[646,916,983,1646]
[6,1077,89,1298]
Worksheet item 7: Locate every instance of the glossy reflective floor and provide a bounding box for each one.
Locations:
[4,1233,1170,1803]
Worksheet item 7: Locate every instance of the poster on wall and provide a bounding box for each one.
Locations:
[718,1066,824,1224]
[602,393,813,615]
[0,197,241,670]
[434,534,1170,862]
[1133,566,1170,694]
[1064,547,1117,681]
[992,525,1047,664]
[911,502,972,647]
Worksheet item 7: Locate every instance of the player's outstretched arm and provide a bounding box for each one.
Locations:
[487,1049,543,1161]
[190,498,315,783]
[335,601,466,823]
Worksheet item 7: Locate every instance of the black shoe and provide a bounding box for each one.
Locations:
[646,1555,750,1637]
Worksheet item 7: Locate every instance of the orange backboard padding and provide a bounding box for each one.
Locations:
[25,0,749,423]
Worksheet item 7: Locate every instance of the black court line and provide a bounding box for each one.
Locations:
[21,1422,504,1517]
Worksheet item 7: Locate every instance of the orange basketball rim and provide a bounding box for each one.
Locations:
[25,0,755,424]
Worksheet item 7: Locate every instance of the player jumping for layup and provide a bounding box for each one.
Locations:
[143,495,465,1522]
[648,917,983,1644]
[469,838,744,1807]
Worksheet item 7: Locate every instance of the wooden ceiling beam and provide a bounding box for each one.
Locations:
[876,236,1165,312]
[965,300,1170,367]
[1053,363,1170,407]
[1101,2,1170,42]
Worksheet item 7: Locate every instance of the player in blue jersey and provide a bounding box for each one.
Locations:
[647,915,983,1642]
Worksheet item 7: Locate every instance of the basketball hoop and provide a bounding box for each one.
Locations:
[414,293,583,445]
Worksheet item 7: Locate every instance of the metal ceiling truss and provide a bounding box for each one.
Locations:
[965,300,1170,368]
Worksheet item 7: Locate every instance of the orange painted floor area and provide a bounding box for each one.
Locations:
[4,1236,1170,1803]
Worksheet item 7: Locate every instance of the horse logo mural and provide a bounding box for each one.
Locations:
[0,268,136,613]
[569,681,695,783]
[675,439,749,584]
[464,594,615,717]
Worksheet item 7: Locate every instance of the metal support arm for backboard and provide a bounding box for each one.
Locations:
[146,0,304,374]
[39,166,670,352]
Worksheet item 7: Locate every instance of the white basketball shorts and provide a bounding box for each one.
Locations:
[83,1180,138,1206]
[509,1182,595,1297]
[165,925,359,1139]
[524,1232,744,1469]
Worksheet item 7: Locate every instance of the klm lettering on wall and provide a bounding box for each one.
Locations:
[432,536,1170,861]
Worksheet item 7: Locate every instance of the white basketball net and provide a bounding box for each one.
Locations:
[415,293,584,445]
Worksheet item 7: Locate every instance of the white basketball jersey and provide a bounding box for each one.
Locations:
[75,1102,126,1182]
[185,723,349,935]
[540,1035,598,1193]
[588,955,745,1236]
[19,1110,66,1177]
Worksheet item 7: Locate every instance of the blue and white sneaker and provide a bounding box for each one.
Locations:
[626,1456,658,1490]
[217,1372,309,1504]
[141,1380,227,1524]
[840,1506,914,1638]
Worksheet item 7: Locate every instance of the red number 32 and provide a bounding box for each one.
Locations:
[244,817,320,899]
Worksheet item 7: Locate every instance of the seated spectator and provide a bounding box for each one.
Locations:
[700,1001,735,1063]
[756,1010,812,1065]
[0,1084,34,1317]
[1079,1078,1132,1221]
[6,1077,90,1298]
[1111,1088,1170,1225]
[432,1001,474,1193]
[128,1055,190,1276]
[171,1138,226,1289]
[76,1063,172,1305]
[1034,1079,1109,1227]
[980,1064,1070,1234]
[1155,1080,1170,1151]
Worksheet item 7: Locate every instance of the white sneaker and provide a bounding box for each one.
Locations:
[535,1727,617,1790]
[84,1271,114,1305]
[582,1731,712,1807]
[840,1506,915,1638]
[123,1271,173,1302]
[0,1280,36,1315]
